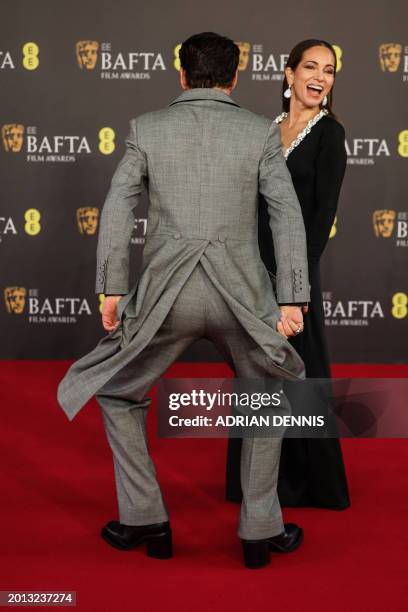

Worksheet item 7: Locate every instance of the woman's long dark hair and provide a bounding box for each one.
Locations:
[282,39,338,118]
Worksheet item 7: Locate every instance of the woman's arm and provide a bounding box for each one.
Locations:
[307,119,347,269]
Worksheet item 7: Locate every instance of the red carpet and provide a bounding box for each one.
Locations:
[1,361,407,611]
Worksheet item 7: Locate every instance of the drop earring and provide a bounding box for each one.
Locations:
[284,86,292,99]
[322,95,328,106]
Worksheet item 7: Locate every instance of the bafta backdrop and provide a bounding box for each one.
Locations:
[1,0,407,362]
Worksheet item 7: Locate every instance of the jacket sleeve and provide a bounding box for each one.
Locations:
[258,121,310,304]
[307,120,347,269]
[95,118,147,295]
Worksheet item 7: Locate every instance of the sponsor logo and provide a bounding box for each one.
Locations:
[236,42,251,71]
[373,209,408,246]
[345,137,390,165]
[76,40,166,79]
[4,287,26,314]
[332,45,343,72]
[4,287,92,323]
[0,216,17,242]
[391,293,407,319]
[249,42,342,82]
[22,42,39,70]
[25,208,41,235]
[323,292,384,327]
[379,43,402,72]
[251,44,288,81]
[2,124,24,152]
[99,127,115,155]
[173,44,181,71]
[77,207,99,235]
[0,209,41,243]
[329,216,337,239]
[373,209,395,237]
[1,124,115,161]
[0,42,39,70]
[398,130,408,157]
[76,40,99,69]
[379,43,408,82]
[75,209,146,241]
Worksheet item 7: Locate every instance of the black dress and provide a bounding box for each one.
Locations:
[225,113,351,509]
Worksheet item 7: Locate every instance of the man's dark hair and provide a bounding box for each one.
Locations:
[179,32,239,88]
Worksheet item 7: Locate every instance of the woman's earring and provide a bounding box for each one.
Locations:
[322,95,328,106]
[284,86,292,99]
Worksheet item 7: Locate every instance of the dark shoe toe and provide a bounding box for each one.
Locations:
[100,520,172,553]
[101,521,134,550]
[103,520,122,535]
[268,523,304,553]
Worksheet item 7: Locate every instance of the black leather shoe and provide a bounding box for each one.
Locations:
[267,523,303,553]
[101,520,172,559]
[241,523,303,569]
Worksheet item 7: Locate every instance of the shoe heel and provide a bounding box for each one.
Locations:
[146,530,173,559]
[241,540,270,569]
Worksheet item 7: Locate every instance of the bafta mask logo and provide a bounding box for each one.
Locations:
[379,43,402,72]
[2,124,24,152]
[4,287,26,314]
[373,210,396,237]
[76,41,99,70]
[236,42,251,71]
[77,207,99,235]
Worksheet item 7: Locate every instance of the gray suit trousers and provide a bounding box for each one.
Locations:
[96,263,284,540]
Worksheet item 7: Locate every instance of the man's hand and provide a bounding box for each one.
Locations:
[276,305,304,339]
[102,295,123,332]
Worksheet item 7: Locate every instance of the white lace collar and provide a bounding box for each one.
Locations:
[274,108,328,159]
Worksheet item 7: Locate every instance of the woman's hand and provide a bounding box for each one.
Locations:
[277,305,304,338]
[102,295,123,332]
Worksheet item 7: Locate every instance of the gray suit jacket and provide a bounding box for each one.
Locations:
[58,88,310,420]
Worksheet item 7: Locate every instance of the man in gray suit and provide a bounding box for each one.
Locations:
[57,32,310,569]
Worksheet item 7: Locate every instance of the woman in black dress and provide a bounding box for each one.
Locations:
[226,39,350,509]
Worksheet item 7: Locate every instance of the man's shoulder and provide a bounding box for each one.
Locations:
[132,103,273,125]
[129,104,276,148]
[235,106,274,129]
[129,108,169,128]
[235,108,279,148]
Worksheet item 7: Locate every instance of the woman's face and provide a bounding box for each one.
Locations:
[286,45,336,108]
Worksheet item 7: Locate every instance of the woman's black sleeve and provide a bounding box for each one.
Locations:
[307,120,347,268]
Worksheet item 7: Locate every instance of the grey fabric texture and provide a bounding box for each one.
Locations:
[57,88,310,422]
[57,88,311,540]
[96,263,285,538]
